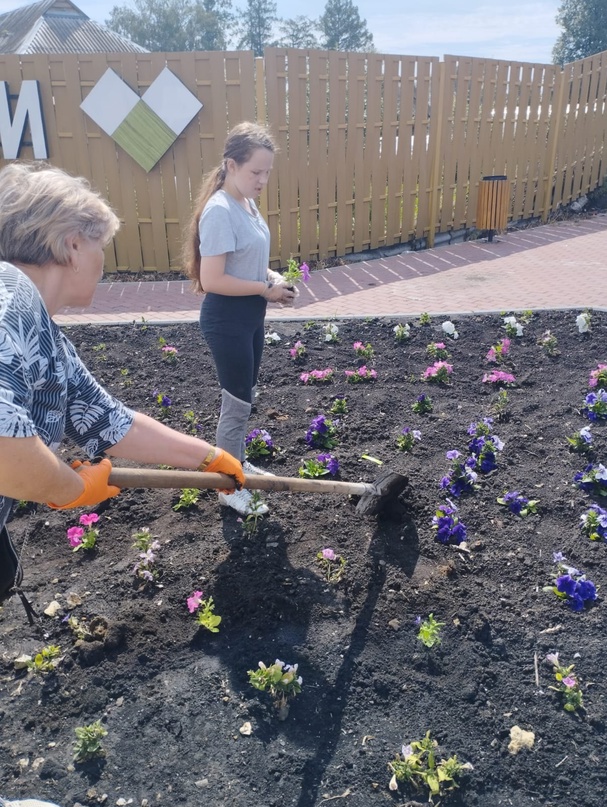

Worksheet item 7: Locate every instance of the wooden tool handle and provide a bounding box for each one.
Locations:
[109,467,372,496]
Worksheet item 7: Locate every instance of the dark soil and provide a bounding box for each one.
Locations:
[1,310,606,807]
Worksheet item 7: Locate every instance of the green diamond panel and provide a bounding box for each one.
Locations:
[112,101,177,172]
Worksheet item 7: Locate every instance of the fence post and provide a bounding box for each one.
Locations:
[255,55,269,221]
[427,59,447,248]
[541,66,567,222]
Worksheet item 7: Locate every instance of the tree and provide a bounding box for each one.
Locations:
[552,0,607,64]
[106,0,234,52]
[319,0,373,52]
[235,0,278,56]
[277,15,320,49]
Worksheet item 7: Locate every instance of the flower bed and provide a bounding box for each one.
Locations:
[1,310,606,806]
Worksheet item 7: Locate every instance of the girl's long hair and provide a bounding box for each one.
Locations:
[183,121,275,292]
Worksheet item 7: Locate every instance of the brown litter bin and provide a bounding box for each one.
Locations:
[476,175,509,241]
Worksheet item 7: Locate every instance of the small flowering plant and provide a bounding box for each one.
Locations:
[441,320,459,339]
[265,331,281,345]
[482,370,516,385]
[588,363,607,388]
[299,453,339,478]
[67,513,99,552]
[160,345,178,362]
[283,257,311,284]
[305,414,338,449]
[412,393,433,414]
[497,491,539,517]
[503,315,523,337]
[397,426,422,452]
[245,428,276,460]
[580,504,607,541]
[574,462,607,497]
[419,312,431,325]
[576,310,592,333]
[187,590,222,633]
[329,396,348,415]
[440,451,477,497]
[426,341,450,360]
[467,418,503,473]
[299,368,334,384]
[432,499,468,544]
[545,653,584,712]
[582,389,607,421]
[154,390,172,418]
[353,341,374,361]
[537,330,560,356]
[289,340,306,360]
[248,659,303,713]
[485,337,511,363]
[316,547,346,582]
[322,323,339,342]
[344,365,377,383]
[566,425,593,454]
[132,527,161,583]
[388,731,472,800]
[546,553,598,611]
[416,613,444,648]
[394,323,411,342]
[422,361,453,384]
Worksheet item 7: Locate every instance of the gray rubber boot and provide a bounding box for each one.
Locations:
[216,389,252,462]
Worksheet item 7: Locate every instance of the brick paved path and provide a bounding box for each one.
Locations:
[55,215,607,326]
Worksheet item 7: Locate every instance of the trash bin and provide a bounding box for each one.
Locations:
[476,175,509,241]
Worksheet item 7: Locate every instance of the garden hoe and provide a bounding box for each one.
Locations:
[109,467,408,516]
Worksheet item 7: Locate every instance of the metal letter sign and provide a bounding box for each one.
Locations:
[0,80,48,159]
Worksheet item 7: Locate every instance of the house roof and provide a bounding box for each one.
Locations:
[0,0,148,53]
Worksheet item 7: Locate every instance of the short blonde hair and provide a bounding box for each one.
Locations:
[0,162,120,266]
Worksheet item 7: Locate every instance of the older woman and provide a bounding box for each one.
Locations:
[0,162,245,624]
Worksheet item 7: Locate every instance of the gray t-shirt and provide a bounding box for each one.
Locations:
[198,190,270,282]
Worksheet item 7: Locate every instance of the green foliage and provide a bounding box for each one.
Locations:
[73,720,107,763]
[411,394,433,415]
[277,15,320,47]
[235,0,278,55]
[319,0,374,51]
[240,491,266,535]
[195,596,222,633]
[417,614,444,648]
[173,488,200,511]
[248,659,302,709]
[26,645,62,674]
[537,330,560,356]
[552,0,607,64]
[419,312,431,325]
[546,654,584,712]
[106,0,234,51]
[491,389,510,421]
[389,731,470,800]
[329,397,348,415]
[316,549,347,582]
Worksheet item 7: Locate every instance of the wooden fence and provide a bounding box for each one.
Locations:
[1,47,606,272]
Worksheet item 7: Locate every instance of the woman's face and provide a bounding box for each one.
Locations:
[227,147,274,200]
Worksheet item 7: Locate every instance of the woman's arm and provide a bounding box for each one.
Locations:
[0,435,85,505]
[200,254,266,296]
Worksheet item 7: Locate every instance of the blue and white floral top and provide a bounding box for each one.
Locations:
[0,261,134,530]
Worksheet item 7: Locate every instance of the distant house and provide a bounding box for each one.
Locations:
[0,0,148,53]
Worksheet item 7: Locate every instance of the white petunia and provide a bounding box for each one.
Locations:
[442,320,459,339]
[265,331,281,345]
[576,312,591,333]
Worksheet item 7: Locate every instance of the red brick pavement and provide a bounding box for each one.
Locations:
[54,215,607,326]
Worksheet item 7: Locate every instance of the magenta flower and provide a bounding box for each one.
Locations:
[79,513,99,527]
[562,676,577,688]
[67,526,84,548]
[482,370,516,384]
[187,590,204,613]
[301,262,310,282]
[321,548,336,560]
[589,363,607,388]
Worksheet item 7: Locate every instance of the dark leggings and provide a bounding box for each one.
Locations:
[199,293,266,403]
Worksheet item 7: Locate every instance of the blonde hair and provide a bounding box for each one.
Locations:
[183,122,276,292]
[0,162,120,267]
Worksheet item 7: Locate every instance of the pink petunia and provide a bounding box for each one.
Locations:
[79,513,99,527]
[486,347,497,363]
[482,370,516,384]
[67,526,84,548]
[301,263,310,282]
[321,548,336,560]
[187,590,204,613]
[562,676,577,688]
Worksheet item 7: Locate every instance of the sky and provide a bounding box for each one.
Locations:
[1,0,563,64]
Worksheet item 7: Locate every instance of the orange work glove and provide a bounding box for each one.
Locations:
[47,458,121,510]
[204,449,245,492]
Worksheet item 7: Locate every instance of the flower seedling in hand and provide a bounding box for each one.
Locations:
[422,361,453,384]
[397,427,421,452]
[67,513,99,552]
[245,428,276,460]
[344,365,377,383]
[576,310,592,333]
[322,323,340,342]
[187,590,222,633]
[316,547,346,582]
[73,720,107,763]
[132,528,161,583]
[417,614,444,648]
[353,341,375,361]
[537,330,560,355]
[283,257,310,284]
[546,553,598,611]
[26,645,62,674]
[574,462,607,497]
[482,370,516,386]
[503,315,523,337]
[426,341,450,360]
[566,426,593,454]
[440,451,477,497]
[299,368,334,384]
[442,320,458,339]
[394,323,411,341]
[412,393,433,415]
[582,389,607,421]
[299,454,339,478]
[173,488,200,511]
[248,659,303,717]
[497,491,539,517]
[580,504,607,542]
[289,340,306,360]
[388,731,472,800]
[305,414,338,449]
[432,499,468,544]
[486,337,511,363]
[545,653,584,712]
[329,396,348,415]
